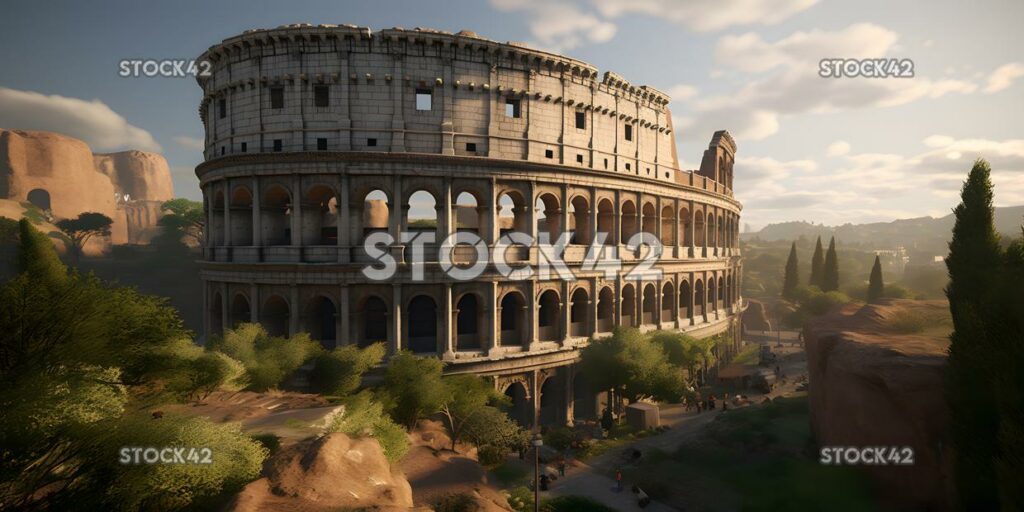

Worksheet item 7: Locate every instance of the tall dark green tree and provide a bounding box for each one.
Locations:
[809,236,825,288]
[945,159,1003,511]
[867,255,884,303]
[823,237,840,292]
[782,242,799,300]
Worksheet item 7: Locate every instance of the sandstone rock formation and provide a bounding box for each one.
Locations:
[804,299,953,511]
[227,433,415,512]
[0,129,174,248]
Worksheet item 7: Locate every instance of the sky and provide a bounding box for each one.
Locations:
[1,0,1022,230]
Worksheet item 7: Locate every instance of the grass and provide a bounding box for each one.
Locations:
[490,460,530,486]
[731,342,761,365]
[883,307,952,336]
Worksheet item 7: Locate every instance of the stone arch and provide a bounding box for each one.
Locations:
[679,206,691,246]
[661,281,675,323]
[570,287,589,337]
[642,282,657,325]
[230,293,250,328]
[538,373,565,426]
[660,204,675,246]
[456,191,484,236]
[621,283,636,327]
[707,211,717,248]
[597,198,615,245]
[456,293,483,350]
[497,190,529,236]
[569,195,590,245]
[304,185,338,245]
[708,276,717,315]
[305,295,337,348]
[261,184,291,246]
[211,292,224,336]
[694,279,706,321]
[679,280,691,320]
[718,276,726,309]
[359,295,388,347]
[641,202,657,245]
[535,193,561,242]
[572,372,599,421]
[406,189,438,236]
[503,381,532,427]
[694,207,705,247]
[230,185,254,246]
[537,289,561,342]
[597,286,614,332]
[211,188,226,246]
[407,295,438,354]
[261,294,290,337]
[620,200,637,243]
[361,189,390,239]
[27,188,51,211]
[499,291,527,347]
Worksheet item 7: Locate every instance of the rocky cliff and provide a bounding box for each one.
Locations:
[804,299,954,510]
[93,150,174,202]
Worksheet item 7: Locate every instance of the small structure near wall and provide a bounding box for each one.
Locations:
[625,402,660,431]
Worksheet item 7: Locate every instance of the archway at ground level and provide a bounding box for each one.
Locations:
[456,294,482,350]
[360,296,388,347]
[261,295,290,337]
[305,296,337,348]
[27,188,51,211]
[407,295,438,354]
[499,292,526,347]
[230,294,250,328]
[504,382,532,428]
[572,372,599,421]
[538,375,565,427]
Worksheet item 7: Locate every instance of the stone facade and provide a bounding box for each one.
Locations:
[195,24,743,428]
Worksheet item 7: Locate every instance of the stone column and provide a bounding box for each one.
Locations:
[442,284,454,359]
[531,370,541,430]
[391,284,402,354]
[673,198,682,258]
[290,176,302,247]
[527,280,538,351]
[250,283,259,323]
[391,175,404,263]
[339,284,350,346]
[560,281,571,345]
[289,285,299,336]
[688,199,696,258]
[589,188,598,246]
[564,366,575,427]
[223,178,232,247]
[590,277,599,336]
[440,177,453,246]
[559,185,569,243]
[487,281,499,356]
[613,189,622,247]
[252,178,261,248]
[220,282,229,335]
[337,176,349,263]
[613,276,623,326]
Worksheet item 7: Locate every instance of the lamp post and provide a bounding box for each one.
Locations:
[533,433,543,512]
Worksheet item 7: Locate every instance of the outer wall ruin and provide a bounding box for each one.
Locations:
[195,24,743,428]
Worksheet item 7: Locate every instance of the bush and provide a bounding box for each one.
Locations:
[478,444,509,467]
[884,309,927,334]
[435,492,480,512]
[882,284,913,299]
[505,486,533,512]
[209,323,321,391]
[544,427,575,452]
[803,290,851,315]
[327,390,410,462]
[309,342,385,396]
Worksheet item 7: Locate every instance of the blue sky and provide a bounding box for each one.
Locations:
[1,0,1022,229]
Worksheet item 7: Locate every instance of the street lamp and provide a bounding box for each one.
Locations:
[533,433,544,512]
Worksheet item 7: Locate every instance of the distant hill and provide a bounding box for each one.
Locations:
[742,206,1024,250]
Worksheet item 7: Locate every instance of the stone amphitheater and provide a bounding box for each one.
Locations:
[195,24,743,427]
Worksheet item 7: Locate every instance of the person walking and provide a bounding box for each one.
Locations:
[615,469,623,492]
[557,458,566,477]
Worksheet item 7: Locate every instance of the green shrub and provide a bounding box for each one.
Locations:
[309,342,385,396]
[435,492,479,512]
[478,444,509,467]
[885,309,927,334]
[505,486,533,512]
[543,427,575,452]
[804,290,851,315]
[327,390,410,462]
[882,284,913,299]
[209,323,321,391]
[251,433,281,454]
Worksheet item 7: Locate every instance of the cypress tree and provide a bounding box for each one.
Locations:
[782,242,799,301]
[809,236,824,288]
[945,159,1002,510]
[823,237,839,292]
[867,255,883,303]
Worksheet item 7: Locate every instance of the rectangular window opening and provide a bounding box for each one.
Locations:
[576,154,584,164]
[624,124,633,141]
[218,98,226,119]
[545,149,554,159]
[270,87,284,109]
[466,142,477,153]
[317,138,328,151]
[273,139,282,152]
[575,111,585,129]
[314,85,329,107]
[505,99,521,118]
[416,89,432,111]
[367,138,377,147]
[240,142,247,153]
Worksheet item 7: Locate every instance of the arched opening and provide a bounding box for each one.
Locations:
[620,200,637,244]
[499,292,526,347]
[570,288,589,337]
[456,294,482,350]
[406,190,438,236]
[679,207,691,246]
[497,191,528,236]
[407,295,438,354]
[642,283,657,325]
[597,199,615,245]
[694,209,705,247]
[305,296,337,349]
[718,217,725,249]
[537,289,561,342]
[708,212,717,249]
[212,189,225,246]
[708,276,717,316]
[305,185,338,245]
[211,292,224,336]
[504,382,532,427]
[595,286,615,333]
[261,185,291,246]
[718,277,726,310]
[679,280,691,321]
[661,205,675,246]
[641,202,657,246]
[573,373,598,421]
[360,296,388,347]
[27,188,51,212]
[362,189,389,239]
[455,191,484,236]
[569,196,590,245]
[261,295,290,337]
[230,293,250,328]
[661,281,675,323]
[621,284,636,327]
[694,279,705,321]
[230,186,254,246]
[539,376,564,426]
[535,193,560,243]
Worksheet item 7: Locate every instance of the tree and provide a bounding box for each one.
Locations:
[783,242,799,301]
[309,343,386,396]
[438,374,523,452]
[158,198,204,246]
[208,323,322,392]
[579,328,684,404]
[809,236,825,288]
[823,236,840,292]
[996,231,1024,508]
[380,351,450,429]
[55,212,112,261]
[945,159,1003,510]
[867,255,884,303]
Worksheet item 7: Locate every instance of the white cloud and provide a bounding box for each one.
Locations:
[490,0,616,52]
[667,84,699,101]
[0,87,160,152]
[173,135,205,151]
[593,0,819,33]
[984,62,1024,93]
[715,23,899,73]
[826,141,851,156]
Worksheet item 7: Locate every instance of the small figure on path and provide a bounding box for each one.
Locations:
[558,459,566,477]
[615,469,623,492]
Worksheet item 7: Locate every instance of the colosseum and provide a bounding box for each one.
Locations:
[195,24,742,427]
